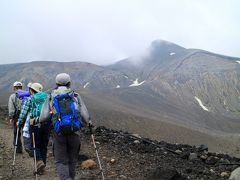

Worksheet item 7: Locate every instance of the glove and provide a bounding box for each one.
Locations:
[30,118,35,126]
[16,121,22,128]
[88,120,94,128]
[88,119,97,134]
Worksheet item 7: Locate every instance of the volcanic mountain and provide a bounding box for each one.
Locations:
[1,40,240,154]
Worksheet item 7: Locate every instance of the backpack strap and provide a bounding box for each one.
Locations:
[70,93,76,118]
[30,95,35,118]
[13,93,21,117]
[49,93,53,114]
[53,94,62,121]
[73,91,81,106]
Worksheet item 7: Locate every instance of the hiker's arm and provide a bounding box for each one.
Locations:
[78,96,90,126]
[39,96,51,123]
[8,94,15,119]
[18,98,31,126]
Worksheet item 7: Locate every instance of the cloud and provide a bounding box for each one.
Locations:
[0,0,239,65]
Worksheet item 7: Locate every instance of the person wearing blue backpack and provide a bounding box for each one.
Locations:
[17,82,50,175]
[40,73,91,180]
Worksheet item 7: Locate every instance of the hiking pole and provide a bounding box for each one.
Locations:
[12,127,19,166]
[32,131,38,180]
[89,123,105,180]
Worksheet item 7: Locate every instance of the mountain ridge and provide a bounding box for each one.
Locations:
[1,40,240,154]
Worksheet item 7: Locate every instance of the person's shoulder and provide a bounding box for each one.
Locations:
[9,93,16,99]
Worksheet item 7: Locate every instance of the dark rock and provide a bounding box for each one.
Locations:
[185,168,192,174]
[205,156,219,165]
[196,144,208,152]
[78,154,89,162]
[145,167,186,180]
[180,152,190,159]
[188,153,198,161]
[219,158,230,164]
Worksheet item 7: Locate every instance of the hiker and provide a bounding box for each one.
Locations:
[40,73,91,180]
[8,81,24,153]
[22,83,33,156]
[17,83,50,175]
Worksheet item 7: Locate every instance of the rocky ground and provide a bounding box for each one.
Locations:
[0,106,240,179]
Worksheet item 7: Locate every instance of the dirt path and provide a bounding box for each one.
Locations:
[1,116,240,180]
[0,120,105,180]
[0,122,58,180]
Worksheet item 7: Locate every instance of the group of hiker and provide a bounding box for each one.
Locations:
[8,73,92,180]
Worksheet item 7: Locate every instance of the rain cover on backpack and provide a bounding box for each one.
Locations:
[15,90,31,117]
[31,92,48,118]
[52,92,81,135]
[16,90,30,106]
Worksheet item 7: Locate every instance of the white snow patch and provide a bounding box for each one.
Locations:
[194,96,209,111]
[83,82,90,88]
[116,85,120,88]
[124,75,129,79]
[236,61,240,64]
[170,52,176,56]
[129,78,145,87]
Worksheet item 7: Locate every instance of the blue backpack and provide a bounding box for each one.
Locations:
[52,92,81,135]
[15,90,31,116]
[16,90,30,105]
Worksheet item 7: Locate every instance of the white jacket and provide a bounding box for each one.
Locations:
[8,93,20,118]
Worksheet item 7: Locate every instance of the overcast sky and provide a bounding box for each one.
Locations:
[0,0,239,65]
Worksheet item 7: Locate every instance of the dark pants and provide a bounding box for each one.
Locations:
[23,136,32,151]
[53,133,80,180]
[13,120,22,151]
[30,123,50,164]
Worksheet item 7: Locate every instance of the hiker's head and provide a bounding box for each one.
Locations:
[27,82,32,92]
[55,73,71,88]
[13,81,23,91]
[29,83,43,94]
[27,82,32,88]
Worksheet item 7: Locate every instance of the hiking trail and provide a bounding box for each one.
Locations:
[1,106,240,180]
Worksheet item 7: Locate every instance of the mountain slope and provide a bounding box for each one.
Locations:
[1,40,240,154]
[106,40,240,132]
[0,61,131,94]
[0,108,240,180]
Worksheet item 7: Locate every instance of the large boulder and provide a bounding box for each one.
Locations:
[229,167,240,180]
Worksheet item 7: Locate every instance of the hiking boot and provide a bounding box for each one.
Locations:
[36,160,45,174]
[34,169,44,175]
[33,169,44,176]
[38,165,46,175]
[25,148,33,157]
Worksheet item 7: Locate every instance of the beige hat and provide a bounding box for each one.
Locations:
[30,83,43,92]
[27,82,32,88]
[13,81,23,87]
[56,73,71,85]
